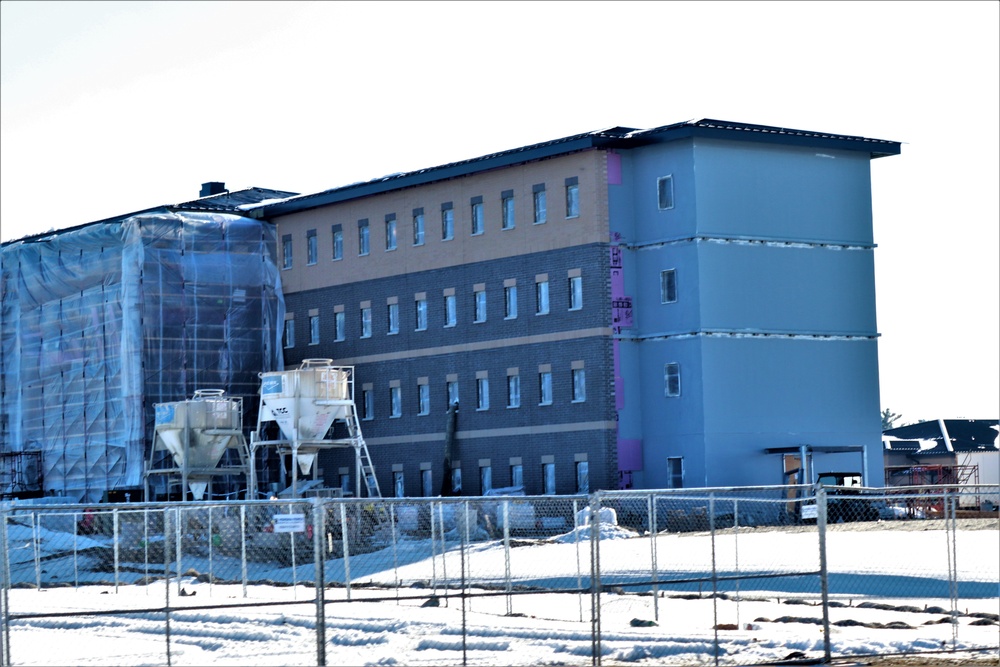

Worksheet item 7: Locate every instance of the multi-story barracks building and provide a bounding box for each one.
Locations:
[252,119,901,497]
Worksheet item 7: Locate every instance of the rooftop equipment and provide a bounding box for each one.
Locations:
[145,389,250,500]
[250,359,380,499]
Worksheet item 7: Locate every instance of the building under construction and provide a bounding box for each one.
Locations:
[0,186,290,502]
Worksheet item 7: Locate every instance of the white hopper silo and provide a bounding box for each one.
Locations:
[145,389,250,501]
[251,359,379,499]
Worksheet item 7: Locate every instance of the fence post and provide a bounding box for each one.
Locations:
[1,507,11,667]
[817,486,831,663]
[503,500,511,616]
[339,503,351,601]
[945,488,959,649]
[390,503,400,603]
[240,503,248,598]
[313,497,326,666]
[710,493,719,667]
[164,507,174,667]
[460,500,468,666]
[113,508,120,593]
[649,494,659,622]
[574,498,583,623]
[589,493,602,667]
[31,512,40,590]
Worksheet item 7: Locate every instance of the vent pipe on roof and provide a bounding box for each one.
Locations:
[200,182,226,197]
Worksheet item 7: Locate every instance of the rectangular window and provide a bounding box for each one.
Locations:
[415,296,428,331]
[471,196,484,235]
[572,368,585,402]
[661,269,677,304]
[565,177,579,218]
[307,230,318,265]
[283,319,295,348]
[539,371,552,405]
[542,462,556,495]
[385,215,397,251]
[507,374,520,408]
[332,225,343,260]
[447,380,459,407]
[576,461,589,494]
[340,472,351,495]
[569,275,583,311]
[393,471,405,498]
[664,362,681,397]
[335,311,346,341]
[361,306,372,338]
[510,464,523,487]
[444,294,457,327]
[390,386,402,418]
[474,289,486,323]
[480,465,492,494]
[309,315,320,345]
[532,184,546,224]
[387,303,399,335]
[281,234,293,270]
[476,377,489,411]
[362,389,374,420]
[451,467,462,495]
[657,175,675,210]
[441,203,454,241]
[358,219,370,256]
[418,383,430,416]
[536,279,549,315]
[421,469,433,497]
[504,284,517,319]
[501,190,515,230]
[667,457,684,488]
[412,208,425,246]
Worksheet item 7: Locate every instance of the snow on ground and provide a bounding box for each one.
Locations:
[3,520,999,666]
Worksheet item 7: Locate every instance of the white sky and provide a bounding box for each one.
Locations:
[1,1,998,423]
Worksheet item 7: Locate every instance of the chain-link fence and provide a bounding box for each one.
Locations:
[1,485,997,666]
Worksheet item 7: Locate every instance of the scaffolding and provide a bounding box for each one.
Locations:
[0,210,284,502]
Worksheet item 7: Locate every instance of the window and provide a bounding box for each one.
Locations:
[307,230,318,265]
[501,190,515,230]
[451,467,462,494]
[360,306,372,338]
[281,234,293,269]
[447,380,459,407]
[474,289,486,323]
[283,319,295,348]
[661,269,677,304]
[657,175,675,210]
[507,374,520,408]
[572,368,586,402]
[415,296,428,331]
[358,219,370,256]
[539,371,552,405]
[441,202,454,241]
[421,469,433,497]
[476,377,489,411]
[576,461,589,494]
[444,294,457,327]
[332,225,343,260]
[309,315,320,345]
[480,465,492,494]
[504,284,517,319]
[385,215,397,251]
[664,362,681,397]
[510,464,523,487]
[418,383,430,415]
[565,177,579,218]
[362,389,374,420]
[542,462,556,495]
[334,311,345,341]
[667,457,684,488]
[471,196,484,235]
[532,184,546,224]
[387,303,399,334]
[340,472,351,495]
[536,279,549,315]
[390,386,401,418]
[412,208,425,246]
[393,471,405,498]
[569,275,583,311]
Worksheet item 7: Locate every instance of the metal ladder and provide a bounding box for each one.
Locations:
[345,402,382,499]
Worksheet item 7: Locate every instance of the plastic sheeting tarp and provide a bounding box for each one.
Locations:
[1,209,284,502]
